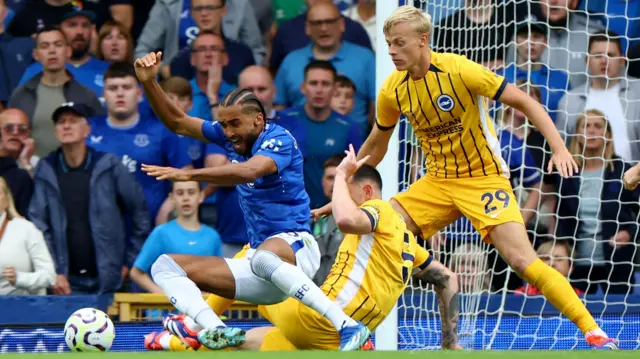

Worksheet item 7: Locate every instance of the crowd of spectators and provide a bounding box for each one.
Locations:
[0,0,638,302]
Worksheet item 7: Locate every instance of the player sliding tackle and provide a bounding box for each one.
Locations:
[241,147,462,351]
[315,6,617,349]
[133,51,370,351]
[146,147,463,351]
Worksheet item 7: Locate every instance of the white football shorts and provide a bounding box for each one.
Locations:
[224,231,321,305]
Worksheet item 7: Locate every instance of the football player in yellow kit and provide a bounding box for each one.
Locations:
[334,5,613,350]
[145,146,462,351]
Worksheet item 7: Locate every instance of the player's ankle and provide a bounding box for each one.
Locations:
[585,328,608,339]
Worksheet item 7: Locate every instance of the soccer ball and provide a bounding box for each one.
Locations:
[64,308,115,352]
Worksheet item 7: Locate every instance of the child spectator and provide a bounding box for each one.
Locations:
[331,75,355,117]
[131,180,222,293]
[515,241,584,296]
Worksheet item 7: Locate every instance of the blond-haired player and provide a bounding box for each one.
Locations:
[315,5,616,350]
[146,146,462,351]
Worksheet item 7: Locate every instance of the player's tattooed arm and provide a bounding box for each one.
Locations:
[414,261,461,349]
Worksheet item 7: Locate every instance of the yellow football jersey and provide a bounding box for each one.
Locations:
[319,199,431,331]
[377,51,509,179]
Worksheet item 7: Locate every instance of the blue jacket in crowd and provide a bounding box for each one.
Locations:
[28,148,151,293]
[0,32,34,105]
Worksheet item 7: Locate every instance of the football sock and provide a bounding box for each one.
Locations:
[151,254,225,329]
[522,259,601,336]
[250,249,357,331]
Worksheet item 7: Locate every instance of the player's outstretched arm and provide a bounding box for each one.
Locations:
[332,145,373,234]
[413,260,461,350]
[142,155,277,185]
[134,52,208,143]
[498,83,578,178]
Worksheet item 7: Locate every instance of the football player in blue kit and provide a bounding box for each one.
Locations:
[134,51,371,351]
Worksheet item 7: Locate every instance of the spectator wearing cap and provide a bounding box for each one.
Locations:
[8,26,104,158]
[274,1,375,137]
[281,60,362,209]
[0,0,34,110]
[17,8,109,99]
[7,0,132,38]
[0,110,33,217]
[135,0,263,66]
[557,31,640,162]
[498,22,571,123]
[270,0,371,73]
[29,102,149,295]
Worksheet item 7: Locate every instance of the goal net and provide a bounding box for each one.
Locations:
[374,0,640,351]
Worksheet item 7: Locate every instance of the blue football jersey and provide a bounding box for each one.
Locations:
[499,129,542,188]
[87,115,192,221]
[201,121,310,248]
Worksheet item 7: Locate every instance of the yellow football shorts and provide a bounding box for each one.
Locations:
[393,175,524,242]
[258,298,338,350]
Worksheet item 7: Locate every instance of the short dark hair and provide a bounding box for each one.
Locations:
[104,62,138,83]
[34,25,67,45]
[588,30,623,54]
[191,30,225,52]
[304,60,337,81]
[191,0,226,8]
[353,165,383,191]
[335,75,356,92]
[219,88,266,118]
[324,154,346,169]
[161,77,193,99]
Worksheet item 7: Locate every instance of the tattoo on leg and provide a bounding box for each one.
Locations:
[420,267,450,289]
[441,292,459,347]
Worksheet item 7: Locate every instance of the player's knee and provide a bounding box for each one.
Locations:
[151,254,187,282]
[250,250,282,281]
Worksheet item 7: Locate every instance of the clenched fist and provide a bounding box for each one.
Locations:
[134,52,163,83]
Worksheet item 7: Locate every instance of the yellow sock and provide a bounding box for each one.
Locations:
[522,259,599,335]
[168,335,195,351]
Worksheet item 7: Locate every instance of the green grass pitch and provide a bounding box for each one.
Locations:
[0,351,637,358]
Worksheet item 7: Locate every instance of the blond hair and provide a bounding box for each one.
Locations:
[568,108,615,170]
[0,177,22,220]
[383,5,433,36]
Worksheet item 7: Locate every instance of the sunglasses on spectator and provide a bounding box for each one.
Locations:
[192,46,226,54]
[192,4,224,13]
[2,124,29,134]
[307,17,341,27]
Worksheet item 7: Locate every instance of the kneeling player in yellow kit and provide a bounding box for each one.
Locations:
[145,146,462,351]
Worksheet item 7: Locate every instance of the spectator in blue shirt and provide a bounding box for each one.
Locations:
[18,9,109,101]
[270,0,372,73]
[187,31,236,123]
[203,143,248,258]
[130,180,222,293]
[238,65,307,155]
[281,60,362,209]
[274,1,375,136]
[498,22,571,123]
[0,0,34,109]
[87,62,192,224]
[331,74,355,117]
